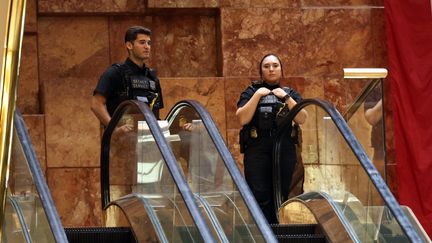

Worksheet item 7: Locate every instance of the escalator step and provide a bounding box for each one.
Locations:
[276,234,327,243]
[65,227,136,243]
[270,224,320,235]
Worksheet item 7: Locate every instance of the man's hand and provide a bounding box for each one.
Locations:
[113,124,134,135]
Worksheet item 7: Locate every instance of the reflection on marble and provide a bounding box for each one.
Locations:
[224,77,253,130]
[17,35,39,114]
[221,8,304,76]
[148,0,218,8]
[38,17,109,167]
[220,0,299,8]
[304,164,383,206]
[303,9,373,77]
[38,0,146,13]
[48,168,102,226]
[24,0,37,33]
[160,77,226,139]
[22,115,47,175]
[301,0,375,7]
[152,15,217,77]
[371,9,387,68]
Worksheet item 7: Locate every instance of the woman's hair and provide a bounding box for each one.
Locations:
[259,53,284,79]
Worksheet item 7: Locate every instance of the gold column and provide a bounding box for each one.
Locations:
[0,0,27,238]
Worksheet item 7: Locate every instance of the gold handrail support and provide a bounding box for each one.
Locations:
[343,68,388,79]
[0,0,27,238]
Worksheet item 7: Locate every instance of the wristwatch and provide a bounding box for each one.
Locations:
[283,94,291,102]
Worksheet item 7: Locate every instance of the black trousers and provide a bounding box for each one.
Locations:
[244,135,297,224]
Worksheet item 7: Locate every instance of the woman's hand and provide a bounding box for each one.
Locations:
[256,87,272,97]
[271,87,286,99]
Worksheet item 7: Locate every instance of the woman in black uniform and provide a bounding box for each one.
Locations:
[236,54,308,223]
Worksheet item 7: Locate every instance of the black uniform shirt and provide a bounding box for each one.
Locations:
[94,58,164,118]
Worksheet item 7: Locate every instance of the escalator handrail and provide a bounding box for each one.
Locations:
[342,78,381,121]
[166,100,278,243]
[274,98,422,243]
[8,196,33,243]
[100,100,216,243]
[14,110,69,243]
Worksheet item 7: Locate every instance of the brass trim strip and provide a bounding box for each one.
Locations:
[0,0,27,238]
[343,68,388,79]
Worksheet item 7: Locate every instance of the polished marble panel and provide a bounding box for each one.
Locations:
[303,9,373,77]
[220,8,304,76]
[152,15,218,77]
[48,168,102,226]
[148,0,218,8]
[38,0,146,13]
[22,115,46,175]
[38,17,109,167]
[17,35,39,114]
[160,77,226,139]
[24,0,37,33]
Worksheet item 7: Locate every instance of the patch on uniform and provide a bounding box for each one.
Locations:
[250,127,258,138]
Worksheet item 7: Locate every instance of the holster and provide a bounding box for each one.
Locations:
[239,126,251,153]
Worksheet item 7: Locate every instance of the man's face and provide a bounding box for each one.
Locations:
[127,33,151,61]
[261,55,282,84]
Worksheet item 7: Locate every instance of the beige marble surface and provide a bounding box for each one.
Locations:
[48,168,102,226]
[22,115,47,175]
[38,17,109,167]
[17,35,39,114]
[38,0,146,13]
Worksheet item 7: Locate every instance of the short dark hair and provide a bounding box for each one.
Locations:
[259,53,284,78]
[124,26,152,43]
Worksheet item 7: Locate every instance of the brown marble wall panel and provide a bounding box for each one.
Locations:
[224,77,253,130]
[148,0,218,8]
[221,8,304,77]
[48,168,102,226]
[386,163,398,199]
[226,129,243,172]
[159,77,226,139]
[38,17,109,167]
[371,8,387,68]
[22,115,47,175]
[17,35,39,114]
[38,0,146,13]
[220,0,299,8]
[301,0,375,7]
[24,0,37,33]
[303,9,373,77]
[152,15,218,77]
[108,16,153,65]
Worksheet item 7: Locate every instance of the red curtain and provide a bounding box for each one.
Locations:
[385,0,432,236]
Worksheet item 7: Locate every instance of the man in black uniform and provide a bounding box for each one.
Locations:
[91,26,164,132]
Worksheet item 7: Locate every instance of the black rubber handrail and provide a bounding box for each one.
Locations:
[273,98,421,243]
[165,100,278,243]
[14,110,69,243]
[100,100,216,243]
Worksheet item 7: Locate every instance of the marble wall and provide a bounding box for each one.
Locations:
[17,0,392,227]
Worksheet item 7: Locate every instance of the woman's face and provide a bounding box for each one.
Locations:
[261,55,282,84]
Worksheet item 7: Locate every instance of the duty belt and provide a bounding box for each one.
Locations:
[250,127,276,138]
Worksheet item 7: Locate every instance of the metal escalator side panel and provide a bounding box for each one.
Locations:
[101,100,215,243]
[278,191,358,243]
[165,100,277,243]
[107,194,163,243]
[12,111,67,243]
[273,98,422,243]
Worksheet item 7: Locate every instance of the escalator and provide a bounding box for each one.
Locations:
[8,96,430,242]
